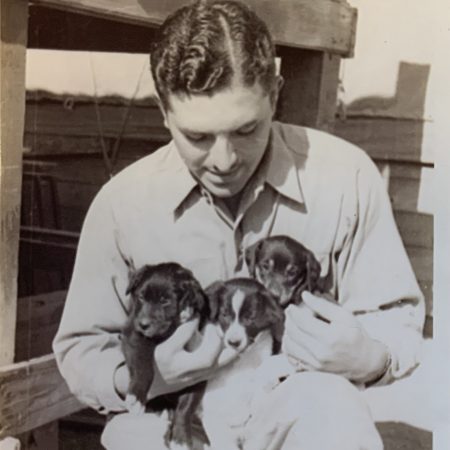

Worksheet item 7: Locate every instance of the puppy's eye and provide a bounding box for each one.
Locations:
[286,267,300,278]
[137,293,145,303]
[160,297,171,307]
[260,260,271,272]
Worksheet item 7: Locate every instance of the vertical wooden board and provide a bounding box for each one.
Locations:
[0,0,28,365]
[277,48,340,132]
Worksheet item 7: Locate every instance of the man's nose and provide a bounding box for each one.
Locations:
[210,135,237,173]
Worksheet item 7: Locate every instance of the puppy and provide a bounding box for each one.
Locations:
[201,278,290,450]
[245,235,323,306]
[121,262,209,448]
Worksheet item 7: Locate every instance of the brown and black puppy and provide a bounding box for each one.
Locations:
[206,278,285,355]
[200,278,288,449]
[245,235,323,307]
[121,262,210,448]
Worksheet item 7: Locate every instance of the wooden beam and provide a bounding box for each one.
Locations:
[0,354,83,438]
[30,0,357,56]
[277,48,341,131]
[0,0,28,365]
[335,117,433,164]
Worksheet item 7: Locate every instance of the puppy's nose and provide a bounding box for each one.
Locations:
[227,338,242,349]
[139,318,151,330]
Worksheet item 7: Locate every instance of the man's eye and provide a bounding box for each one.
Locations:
[235,124,257,136]
[185,132,209,142]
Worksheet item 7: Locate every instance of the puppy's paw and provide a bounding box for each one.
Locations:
[125,394,146,415]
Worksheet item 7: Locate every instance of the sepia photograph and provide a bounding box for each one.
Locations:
[1,0,449,449]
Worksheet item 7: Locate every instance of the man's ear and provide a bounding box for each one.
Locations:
[270,75,285,112]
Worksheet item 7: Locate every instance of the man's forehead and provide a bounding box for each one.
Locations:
[166,83,271,133]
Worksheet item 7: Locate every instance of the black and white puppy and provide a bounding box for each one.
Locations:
[245,235,323,306]
[201,278,290,450]
[121,262,209,448]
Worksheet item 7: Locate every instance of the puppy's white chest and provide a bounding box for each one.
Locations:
[202,331,273,428]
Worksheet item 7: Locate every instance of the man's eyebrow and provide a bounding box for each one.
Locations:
[179,120,259,136]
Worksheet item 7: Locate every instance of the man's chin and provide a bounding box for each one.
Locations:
[201,182,243,199]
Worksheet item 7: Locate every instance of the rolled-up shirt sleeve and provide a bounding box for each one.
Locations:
[52,186,131,413]
[336,153,425,385]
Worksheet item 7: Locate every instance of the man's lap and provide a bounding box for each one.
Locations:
[101,372,381,450]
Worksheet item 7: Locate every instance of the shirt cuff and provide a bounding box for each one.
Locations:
[92,349,128,414]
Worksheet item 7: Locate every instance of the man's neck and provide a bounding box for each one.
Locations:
[221,193,242,219]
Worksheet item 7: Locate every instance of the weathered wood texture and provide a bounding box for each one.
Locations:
[18,228,78,296]
[334,117,432,164]
[30,0,357,56]
[15,291,67,362]
[0,0,28,365]
[277,49,341,131]
[394,210,433,316]
[24,101,169,143]
[0,354,83,438]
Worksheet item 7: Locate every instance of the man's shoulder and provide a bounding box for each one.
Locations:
[91,141,184,212]
[101,142,177,194]
[274,121,375,173]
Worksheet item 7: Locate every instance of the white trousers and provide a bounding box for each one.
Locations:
[101,372,383,450]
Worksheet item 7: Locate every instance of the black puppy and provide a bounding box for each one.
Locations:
[121,262,209,447]
[245,235,323,307]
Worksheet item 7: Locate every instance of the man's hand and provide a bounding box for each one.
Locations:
[282,292,390,384]
[149,319,238,397]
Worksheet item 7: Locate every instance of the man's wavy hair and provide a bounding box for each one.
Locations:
[150,0,277,110]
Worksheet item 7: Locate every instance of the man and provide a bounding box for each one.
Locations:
[53,1,425,448]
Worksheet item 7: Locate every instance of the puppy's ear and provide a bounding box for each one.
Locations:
[205,281,225,322]
[126,265,153,295]
[245,240,263,277]
[179,277,209,317]
[306,252,321,292]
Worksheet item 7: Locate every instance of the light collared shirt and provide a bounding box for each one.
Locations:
[53,121,425,414]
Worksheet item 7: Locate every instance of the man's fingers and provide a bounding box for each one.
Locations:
[285,304,328,336]
[302,292,348,322]
[282,334,321,369]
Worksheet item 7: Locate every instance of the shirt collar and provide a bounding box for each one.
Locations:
[261,121,306,206]
[157,142,199,215]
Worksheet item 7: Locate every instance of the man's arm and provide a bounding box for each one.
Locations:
[53,185,236,414]
[283,151,425,386]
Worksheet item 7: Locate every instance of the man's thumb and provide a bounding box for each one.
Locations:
[165,318,199,351]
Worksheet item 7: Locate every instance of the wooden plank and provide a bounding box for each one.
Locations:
[0,354,83,438]
[0,0,28,365]
[18,230,78,296]
[404,246,432,287]
[24,102,169,142]
[277,48,341,131]
[334,117,432,164]
[15,291,67,362]
[394,211,433,250]
[376,162,434,215]
[31,0,357,56]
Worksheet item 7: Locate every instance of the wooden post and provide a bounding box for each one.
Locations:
[277,47,341,132]
[0,0,28,365]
